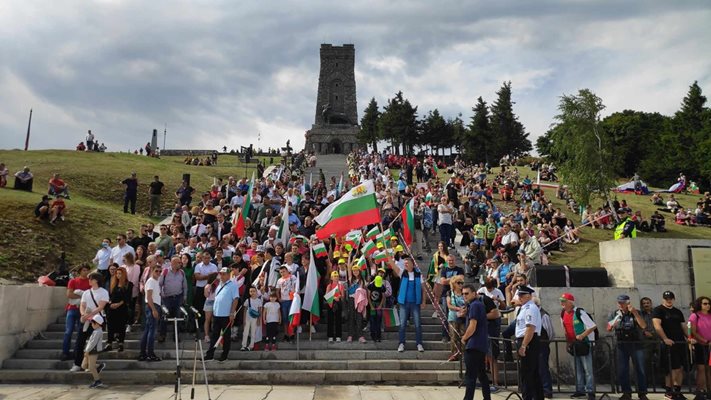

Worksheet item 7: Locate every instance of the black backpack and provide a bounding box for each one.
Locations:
[560,307,599,341]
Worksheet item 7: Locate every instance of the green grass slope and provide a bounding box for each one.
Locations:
[0,150,259,282]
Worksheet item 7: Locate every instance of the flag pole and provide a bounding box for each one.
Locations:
[24,108,33,151]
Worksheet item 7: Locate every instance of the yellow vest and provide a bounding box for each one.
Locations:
[614,218,637,240]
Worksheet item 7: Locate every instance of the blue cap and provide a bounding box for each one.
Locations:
[617,294,630,302]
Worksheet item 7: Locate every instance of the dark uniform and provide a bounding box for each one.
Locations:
[515,286,544,400]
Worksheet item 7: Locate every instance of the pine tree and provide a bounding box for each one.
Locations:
[379,91,418,155]
[489,81,532,161]
[465,97,492,162]
[358,98,381,152]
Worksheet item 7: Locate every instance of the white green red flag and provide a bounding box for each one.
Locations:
[288,278,302,330]
[301,247,320,323]
[356,255,367,270]
[362,240,376,256]
[383,308,401,327]
[313,243,328,258]
[366,226,380,240]
[400,197,415,246]
[374,251,388,263]
[314,180,380,240]
[324,284,340,308]
[232,172,254,238]
[344,230,362,249]
[277,203,290,247]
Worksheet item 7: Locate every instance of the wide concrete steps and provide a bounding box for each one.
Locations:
[0,368,463,385]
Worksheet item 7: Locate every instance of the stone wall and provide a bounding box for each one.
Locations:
[0,285,66,363]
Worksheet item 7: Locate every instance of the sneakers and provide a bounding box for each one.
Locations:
[359,336,367,344]
[96,362,106,374]
[104,343,113,352]
[336,337,341,342]
[310,325,316,334]
[397,343,405,352]
[417,344,425,352]
[570,393,587,399]
[328,337,334,343]
[89,380,107,389]
[117,344,124,353]
[240,347,251,351]
[619,394,632,400]
[69,365,82,372]
[272,344,278,351]
[638,395,649,400]
[217,355,228,362]
[490,386,500,393]
[147,354,161,362]
[675,394,688,400]
[347,336,353,342]
[431,312,438,318]
[125,325,132,333]
[264,344,270,351]
[59,353,70,361]
[137,354,148,362]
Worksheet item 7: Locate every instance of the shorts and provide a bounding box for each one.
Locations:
[694,344,710,365]
[473,238,486,246]
[203,300,214,312]
[660,343,688,373]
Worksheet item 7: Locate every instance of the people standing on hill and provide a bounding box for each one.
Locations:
[85,130,95,151]
[148,175,164,217]
[121,172,138,214]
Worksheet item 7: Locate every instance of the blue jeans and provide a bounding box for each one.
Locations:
[62,308,80,355]
[398,303,422,345]
[617,342,647,394]
[539,342,553,396]
[575,352,595,394]
[140,307,161,356]
[439,224,452,247]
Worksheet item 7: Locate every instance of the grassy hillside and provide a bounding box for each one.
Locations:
[489,166,710,267]
[0,150,260,282]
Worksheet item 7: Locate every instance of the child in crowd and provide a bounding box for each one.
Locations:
[263,290,281,351]
[241,286,263,351]
[82,314,107,389]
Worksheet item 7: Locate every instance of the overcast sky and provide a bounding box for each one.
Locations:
[1,0,710,153]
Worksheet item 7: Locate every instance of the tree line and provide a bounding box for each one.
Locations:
[538,81,711,192]
[357,81,532,162]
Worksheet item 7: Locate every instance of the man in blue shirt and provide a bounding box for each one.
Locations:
[392,256,424,353]
[205,267,240,362]
[461,283,491,400]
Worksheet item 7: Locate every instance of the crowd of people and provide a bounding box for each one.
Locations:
[12,146,709,397]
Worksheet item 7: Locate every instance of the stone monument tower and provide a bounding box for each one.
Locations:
[304,44,360,154]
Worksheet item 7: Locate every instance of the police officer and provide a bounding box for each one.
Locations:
[614,208,637,240]
[515,285,544,400]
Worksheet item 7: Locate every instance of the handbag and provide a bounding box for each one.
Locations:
[247,298,260,319]
[567,340,590,356]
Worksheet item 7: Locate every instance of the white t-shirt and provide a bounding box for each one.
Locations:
[477,287,505,307]
[110,244,135,266]
[145,277,162,306]
[81,287,109,314]
[194,262,218,287]
[264,301,281,323]
[276,275,297,301]
[437,204,453,225]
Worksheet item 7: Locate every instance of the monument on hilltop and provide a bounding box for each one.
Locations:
[304,44,360,154]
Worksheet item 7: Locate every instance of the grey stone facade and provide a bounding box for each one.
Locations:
[304,44,360,155]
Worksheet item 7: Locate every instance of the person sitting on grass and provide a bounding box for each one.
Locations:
[48,173,70,199]
[34,195,51,221]
[50,193,68,224]
[675,209,695,226]
[13,166,33,191]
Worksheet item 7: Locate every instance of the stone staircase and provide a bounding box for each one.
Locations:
[304,154,348,187]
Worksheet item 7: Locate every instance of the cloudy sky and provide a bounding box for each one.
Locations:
[1,0,710,153]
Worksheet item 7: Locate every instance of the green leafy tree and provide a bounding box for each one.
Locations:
[421,109,447,155]
[358,98,381,152]
[550,89,616,207]
[535,131,553,159]
[490,81,532,161]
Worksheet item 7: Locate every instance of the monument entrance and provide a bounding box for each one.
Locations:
[304,44,360,154]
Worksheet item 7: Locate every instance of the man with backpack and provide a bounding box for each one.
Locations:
[560,292,598,400]
[157,256,187,342]
[607,294,649,400]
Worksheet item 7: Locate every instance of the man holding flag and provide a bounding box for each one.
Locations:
[205,267,239,362]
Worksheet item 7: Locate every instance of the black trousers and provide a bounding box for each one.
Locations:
[193,286,206,329]
[106,307,128,344]
[327,302,342,338]
[73,325,93,367]
[464,348,491,400]
[518,335,544,400]
[206,316,231,359]
[124,195,137,214]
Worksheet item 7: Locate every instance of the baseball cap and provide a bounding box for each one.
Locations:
[560,293,575,302]
[617,294,631,302]
[330,271,339,279]
[256,245,265,253]
[374,276,383,288]
[662,291,675,300]
[338,258,346,265]
[351,265,360,271]
[376,242,384,249]
[92,314,105,325]
[395,245,404,252]
[377,268,386,274]
[219,267,230,274]
[333,251,341,258]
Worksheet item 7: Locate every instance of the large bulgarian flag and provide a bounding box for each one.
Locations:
[314,180,380,240]
[233,172,254,238]
[301,247,320,323]
[400,197,415,246]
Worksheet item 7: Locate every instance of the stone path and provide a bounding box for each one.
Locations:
[304,154,348,187]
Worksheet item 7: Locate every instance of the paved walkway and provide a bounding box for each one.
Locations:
[0,385,673,400]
